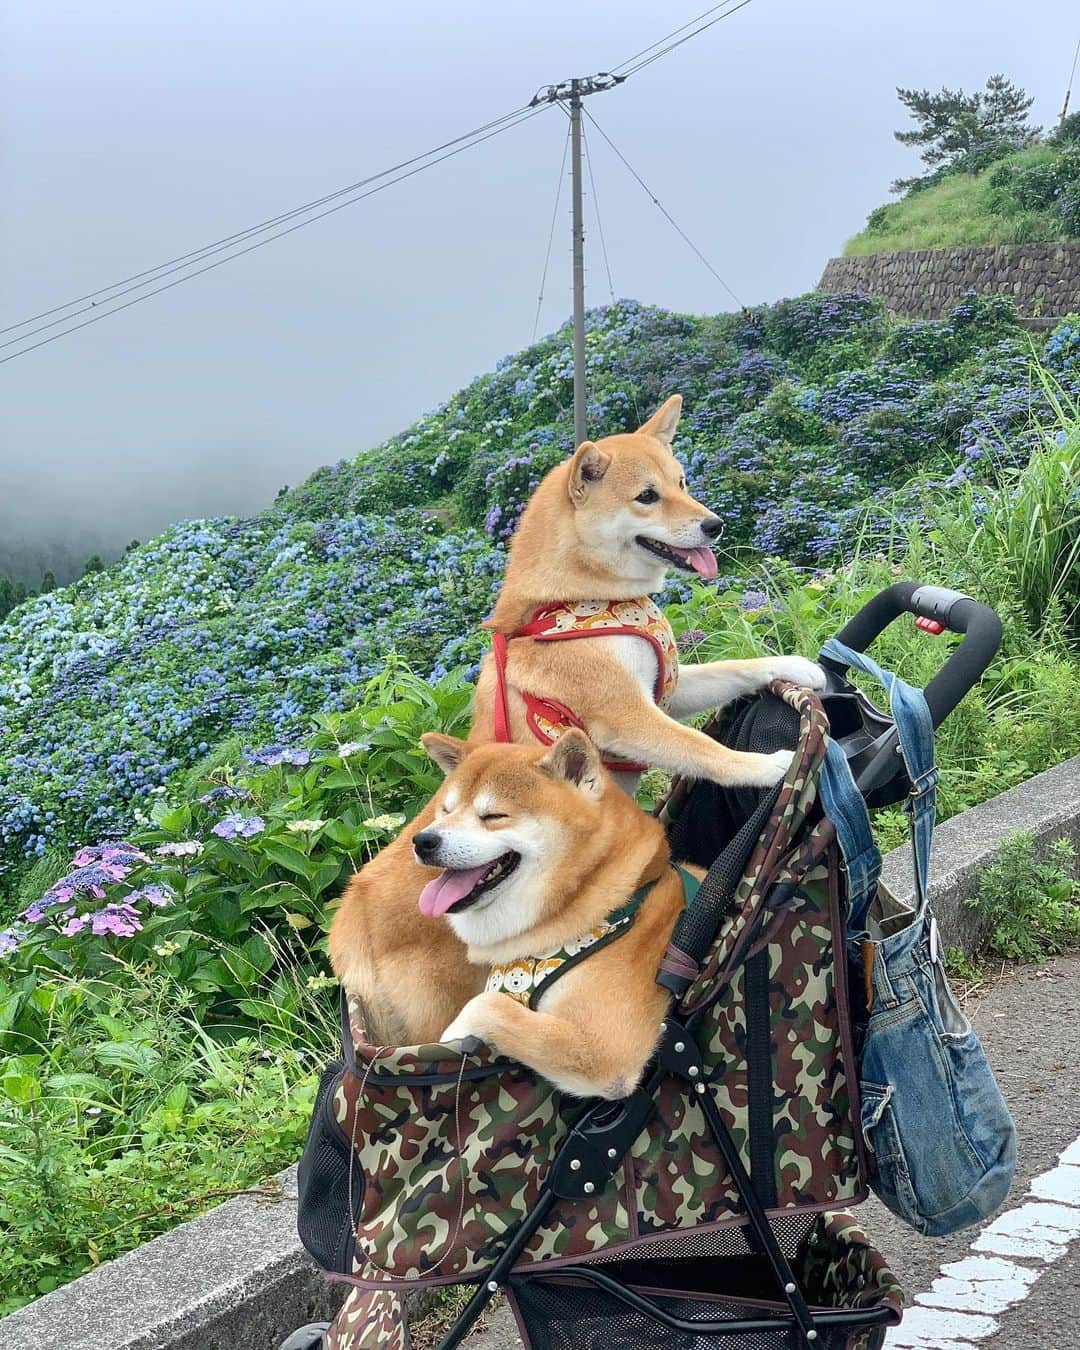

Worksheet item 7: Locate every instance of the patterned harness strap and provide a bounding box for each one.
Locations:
[491,597,679,773]
[486,865,701,1010]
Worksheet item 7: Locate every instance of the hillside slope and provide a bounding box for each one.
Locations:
[845,132,1080,255]
[1,292,1076,896]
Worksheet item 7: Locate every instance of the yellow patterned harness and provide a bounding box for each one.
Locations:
[485,866,701,1010]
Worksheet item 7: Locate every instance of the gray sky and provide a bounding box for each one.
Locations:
[1,0,1076,581]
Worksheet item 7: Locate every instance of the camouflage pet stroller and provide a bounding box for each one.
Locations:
[283,583,1000,1350]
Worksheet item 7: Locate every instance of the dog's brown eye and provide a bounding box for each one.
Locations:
[636,488,660,504]
[480,812,508,823]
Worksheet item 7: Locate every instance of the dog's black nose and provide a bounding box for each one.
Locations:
[701,515,724,540]
[413,830,441,861]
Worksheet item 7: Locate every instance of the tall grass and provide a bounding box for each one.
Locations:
[670,376,1080,847]
[929,371,1080,642]
[844,143,1066,255]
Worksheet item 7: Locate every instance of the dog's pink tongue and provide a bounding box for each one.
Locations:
[418,865,489,918]
[671,546,718,580]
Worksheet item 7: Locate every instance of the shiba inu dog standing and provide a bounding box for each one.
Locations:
[330,394,823,1048]
[413,729,704,1098]
[470,394,824,788]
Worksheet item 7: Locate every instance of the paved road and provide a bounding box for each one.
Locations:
[453,954,1080,1350]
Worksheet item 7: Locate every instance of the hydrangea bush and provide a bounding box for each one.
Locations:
[2,305,1079,1306]
[0,293,1077,899]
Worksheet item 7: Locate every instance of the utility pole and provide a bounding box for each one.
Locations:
[569,82,586,447]
[1061,36,1080,128]
[531,72,625,447]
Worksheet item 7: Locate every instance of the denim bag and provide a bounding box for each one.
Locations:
[817,638,1016,1237]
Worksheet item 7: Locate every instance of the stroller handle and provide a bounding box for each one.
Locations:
[826,582,1002,729]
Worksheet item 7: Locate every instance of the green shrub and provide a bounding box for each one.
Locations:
[971,832,1080,961]
[0,962,323,1314]
[948,377,1080,640]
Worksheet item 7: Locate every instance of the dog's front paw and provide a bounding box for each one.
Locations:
[768,656,826,692]
[439,993,497,1046]
[742,748,795,787]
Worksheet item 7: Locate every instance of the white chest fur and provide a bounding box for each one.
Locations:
[605,633,664,701]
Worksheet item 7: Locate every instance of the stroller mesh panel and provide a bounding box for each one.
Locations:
[587,1213,817,1264]
[511,1259,884,1350]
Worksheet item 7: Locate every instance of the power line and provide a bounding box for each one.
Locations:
[582,106,743,308]
[2,0,758,365]
[0,102,536,340]
[531,116,572,342]
[615,0,757,77]
[0,105,548,366]
[582,123,616,306]
[1061,35,1080,125]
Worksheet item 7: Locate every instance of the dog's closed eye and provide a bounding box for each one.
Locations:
[480,812,509,823]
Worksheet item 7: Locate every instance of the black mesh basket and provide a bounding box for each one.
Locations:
[509,1215,902,1350]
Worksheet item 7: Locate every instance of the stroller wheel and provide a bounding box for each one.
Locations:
[277,1324,330,1350]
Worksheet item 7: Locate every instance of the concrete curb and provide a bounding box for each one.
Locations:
[880,751,1080,953]
[1,1167,343,1350]
[4,753,1078,1348]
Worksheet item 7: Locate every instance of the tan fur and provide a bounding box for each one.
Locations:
[328,801,485,1045]
[468,395,824,786]
[427,731,702,1098]
[329,396,821,1046]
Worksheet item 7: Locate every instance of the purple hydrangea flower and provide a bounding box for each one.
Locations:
[71,843,150,869]
[677,629,707,650]
[247,744,311,767]
[739,589,770,612]
[198,785,250,806]
[212,813,266,840]
[89,903,143,938]
[128,884,174,908]
[0,929,22,956]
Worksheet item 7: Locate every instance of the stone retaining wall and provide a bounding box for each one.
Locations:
[818,242,1080,319]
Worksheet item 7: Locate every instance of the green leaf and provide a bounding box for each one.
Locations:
[316,770,364,791]
[309,857,346,899]
[156,804,192,835]
[320,819,361,848]
[260,841,316,879]
[238,935,274,978]
[0,1072,39,1106]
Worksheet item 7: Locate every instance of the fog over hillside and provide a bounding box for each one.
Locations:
[2,0,1074,585]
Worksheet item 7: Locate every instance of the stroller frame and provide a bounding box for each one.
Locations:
[289,583,1001,1350]
[431,1008,893,1350]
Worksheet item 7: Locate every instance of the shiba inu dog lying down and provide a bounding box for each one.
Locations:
[414,728,705,1099]
[469,393,825,790]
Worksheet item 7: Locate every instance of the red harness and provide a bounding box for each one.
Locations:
[491,598,679,773]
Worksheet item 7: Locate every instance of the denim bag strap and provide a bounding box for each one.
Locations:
[818,638,940,921]
[819,739,881,938]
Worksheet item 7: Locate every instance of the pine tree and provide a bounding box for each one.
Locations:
[892,74,1039,191]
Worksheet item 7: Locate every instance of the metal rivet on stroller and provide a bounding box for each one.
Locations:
[284,582,1001,1350]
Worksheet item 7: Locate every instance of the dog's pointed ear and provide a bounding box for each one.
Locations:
[421,732,469,777]
[538,730,604,798]
[637,394,683,447]
[568,441,612,505]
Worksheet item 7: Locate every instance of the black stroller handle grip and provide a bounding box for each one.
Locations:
[828,581,1002,728]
